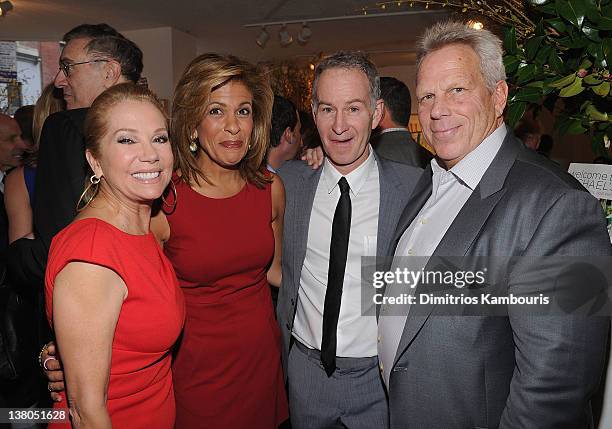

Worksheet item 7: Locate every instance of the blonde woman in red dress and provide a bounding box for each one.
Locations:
[45,83,185,429]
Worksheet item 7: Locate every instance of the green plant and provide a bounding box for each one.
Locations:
[504,0,612,155]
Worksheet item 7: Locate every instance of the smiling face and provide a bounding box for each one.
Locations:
[195,80,254,169]
[54,38,110,109]
[416,44,508,169]
[87,99,173,204]
[313,68,382,175]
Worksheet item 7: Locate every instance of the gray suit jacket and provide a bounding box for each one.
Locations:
[277,154,421,376]
[371,130,432,169]
[386,130,612,428]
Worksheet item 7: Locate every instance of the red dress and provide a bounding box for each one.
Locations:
[165,179,288,428]
[45,218,185,429]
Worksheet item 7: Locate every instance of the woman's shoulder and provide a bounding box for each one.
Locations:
[51,218,123,254]
[4,166,25,191]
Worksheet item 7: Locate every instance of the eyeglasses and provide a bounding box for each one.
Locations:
[59,59,109,77]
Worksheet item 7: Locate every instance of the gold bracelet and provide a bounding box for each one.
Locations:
[38,343,48,369]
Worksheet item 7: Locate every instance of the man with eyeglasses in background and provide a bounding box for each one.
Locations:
[8,23,142,286]
[6,25,143,397]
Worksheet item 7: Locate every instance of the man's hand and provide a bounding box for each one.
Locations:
[301,146,325,169]
[42,341,65,402]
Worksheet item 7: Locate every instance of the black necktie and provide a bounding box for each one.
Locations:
[321,177,352,376]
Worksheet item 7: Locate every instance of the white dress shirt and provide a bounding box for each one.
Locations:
[0,170,5,194]
[378,124,507,384]
[293,148,380,357]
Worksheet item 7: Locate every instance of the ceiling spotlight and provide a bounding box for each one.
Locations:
[297,23,312,45]
[279,24,293,47]
[0,1,13,16]
[468,20,484,30]
[256,27,269,48]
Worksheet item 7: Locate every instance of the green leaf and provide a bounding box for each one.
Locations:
[583,73,603,85]
[555,0,586,28]
[504,55,520,74]
[548,73,577,88]
[588,43,608,68]
[558,36,589,49]
[535,19,545,37]
[566,119,588,134]
[506,101,527,128]
[525,36,545,61]
[540,2,559,14]
[592,81,611,96]
[603,39,612,66]
[535,45,553,66]
[578,58,593,70]
[549,51,566,74]
[504,26,518,55]
[517,64,538,85]
[581,25,601,42]
[546,17,567,33]
[526,80,545,88]
[513,86,543,103]
[528,0,550,4]
[586,104,609,121]
[599,17,612,30]
[559,77,585,97]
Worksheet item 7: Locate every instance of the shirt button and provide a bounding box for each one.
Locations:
[407,249,413,255]
[379,363,384,372]
[421,218,428,225]
[378,335,382,343]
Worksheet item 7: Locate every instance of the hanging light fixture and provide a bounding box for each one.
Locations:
[297,23,312,45]
[278,24,293,47]
[256,27,269,48]
[0,1,14,16]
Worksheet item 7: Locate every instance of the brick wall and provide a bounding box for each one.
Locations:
[40,41,61,87]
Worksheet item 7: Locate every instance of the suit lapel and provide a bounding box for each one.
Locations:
[292,167,323,288]
[393,129,521,363]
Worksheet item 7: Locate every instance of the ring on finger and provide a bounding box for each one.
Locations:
[43,356,57,371]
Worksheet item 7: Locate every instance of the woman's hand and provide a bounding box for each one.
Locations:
[301,146,325,170]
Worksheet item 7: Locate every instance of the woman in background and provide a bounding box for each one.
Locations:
[4,83,65,242]
[46,83,184,428]
[152,53,287,428]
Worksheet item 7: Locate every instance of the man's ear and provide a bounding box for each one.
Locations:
[281,127,293,145]
[103,60,122,87]
[85,150,103,179]
[371,99,384,130]
[493,80,509,118]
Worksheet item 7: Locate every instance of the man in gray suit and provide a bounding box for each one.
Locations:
[371,77,431,168]
[277,52,420,428]
[378,21,611,428]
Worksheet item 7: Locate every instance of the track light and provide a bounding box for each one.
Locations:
[297,23,312,45]
[0,1,13,16]
[279,24,293,47]
[256,27,269,48]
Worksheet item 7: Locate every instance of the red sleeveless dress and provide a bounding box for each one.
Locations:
[165,178,288,428]
[45,218,185,429]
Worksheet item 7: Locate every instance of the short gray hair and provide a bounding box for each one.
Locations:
[416,21,506,91]
[311,51,380,109]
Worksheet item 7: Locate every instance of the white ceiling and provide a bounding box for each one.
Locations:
[0,0,452,66]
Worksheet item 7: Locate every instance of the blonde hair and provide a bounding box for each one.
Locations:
[81,83,167,204]
[172,53,273,188]
[32,84,65,146]
[417,20,506,91]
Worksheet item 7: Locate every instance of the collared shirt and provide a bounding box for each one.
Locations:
[0,170,5,194]
[377,124,507,384]
[378,127,410,135]
[293,147,380,357]
[266,163,277,174]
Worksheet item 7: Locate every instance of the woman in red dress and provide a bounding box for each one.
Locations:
[151,53,288,428]
[45,84,185,428]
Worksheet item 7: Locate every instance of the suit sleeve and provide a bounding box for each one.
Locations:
[500,189,611,428]
[7,113,85,288]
